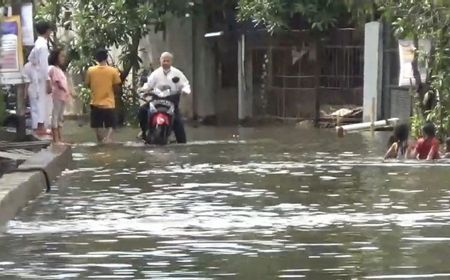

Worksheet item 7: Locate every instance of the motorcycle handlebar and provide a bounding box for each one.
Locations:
[138,88,185,96]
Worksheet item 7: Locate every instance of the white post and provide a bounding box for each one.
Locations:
[245,41,253,119]
[363,21,383,122]
[238,34,248,121]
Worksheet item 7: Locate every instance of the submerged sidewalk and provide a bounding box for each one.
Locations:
[0,144,72,227]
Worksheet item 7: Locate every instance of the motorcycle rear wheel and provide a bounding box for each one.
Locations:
[147,126,169,145]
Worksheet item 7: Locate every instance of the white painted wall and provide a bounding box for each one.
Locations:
[192,14,217,118]
[141,25,196,117]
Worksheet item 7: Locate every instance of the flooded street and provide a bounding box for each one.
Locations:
[1,123,450,279]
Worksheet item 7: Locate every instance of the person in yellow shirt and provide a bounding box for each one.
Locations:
[85,49,121,143]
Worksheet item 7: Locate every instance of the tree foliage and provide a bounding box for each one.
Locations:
[237,0,376,32]
[238,0,450,138]
[37,0,192,81]
[35,0,194,125]
[378,0,450,138]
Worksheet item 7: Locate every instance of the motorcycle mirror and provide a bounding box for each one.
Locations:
[172,77,180,83]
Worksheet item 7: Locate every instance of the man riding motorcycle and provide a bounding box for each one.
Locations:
[138,52,191,143]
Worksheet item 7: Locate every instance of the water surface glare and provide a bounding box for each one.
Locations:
[1,127,450,279]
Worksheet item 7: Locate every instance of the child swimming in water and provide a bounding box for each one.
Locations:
[385,123,411,160]
[412,122,440,160]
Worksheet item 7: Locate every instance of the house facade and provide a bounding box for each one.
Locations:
[142,5,366,125]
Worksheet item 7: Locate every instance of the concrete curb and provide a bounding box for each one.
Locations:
[0,145,72,227]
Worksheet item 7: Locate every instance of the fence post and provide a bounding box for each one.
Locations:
[238,33,247,122]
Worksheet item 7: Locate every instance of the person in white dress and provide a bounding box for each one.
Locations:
[29,21,52,136]
[22,50,39,131]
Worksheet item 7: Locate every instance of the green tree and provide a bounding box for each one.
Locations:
[34,0,67,47]
[237,0,378,122]
[37,0,191,80]
[378,0,450,137]
[36,0,193,124]
[237,0,377,32]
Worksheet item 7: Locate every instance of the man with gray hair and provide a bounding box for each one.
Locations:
[138,51,191,143]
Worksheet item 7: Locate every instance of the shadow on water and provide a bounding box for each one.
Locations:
[1,122,450,279]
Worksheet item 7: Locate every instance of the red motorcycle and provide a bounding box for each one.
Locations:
[144,87,179,145]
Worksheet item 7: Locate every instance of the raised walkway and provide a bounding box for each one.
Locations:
[0,144,72,227]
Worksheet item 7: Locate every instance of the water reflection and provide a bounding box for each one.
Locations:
[1,126,450,279]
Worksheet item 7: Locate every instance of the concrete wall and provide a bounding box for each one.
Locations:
[390,88,412,122]
[192,14,217,118]
[139,16,216,119]
[216,88,238,125]
[139,18,193,118]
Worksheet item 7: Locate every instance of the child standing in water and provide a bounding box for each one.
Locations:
[48,49,71,144]
[413,122,440,160]
[385,123,411,159]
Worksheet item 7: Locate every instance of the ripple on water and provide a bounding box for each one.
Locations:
[319,176,338,181]
[3,141,450,279]
[364,273,450,279]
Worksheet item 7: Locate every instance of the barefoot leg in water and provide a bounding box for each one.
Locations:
[103,128,114,143]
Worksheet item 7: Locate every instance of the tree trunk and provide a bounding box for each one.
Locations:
[411,35,427,116]
[116,33,141,126]
[120,33,141,82]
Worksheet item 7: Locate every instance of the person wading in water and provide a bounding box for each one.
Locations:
[85,49,122,143]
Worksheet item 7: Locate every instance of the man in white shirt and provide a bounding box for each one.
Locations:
[138,52,191,143]
[30,21,52,136]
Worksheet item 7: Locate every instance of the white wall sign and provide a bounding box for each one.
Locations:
[398,39,431,87]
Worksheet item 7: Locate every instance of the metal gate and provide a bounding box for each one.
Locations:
[250,29,364,120]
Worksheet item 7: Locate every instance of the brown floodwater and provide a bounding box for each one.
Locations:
[1,122,450,279]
